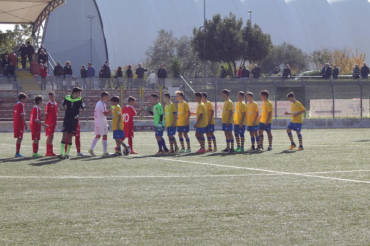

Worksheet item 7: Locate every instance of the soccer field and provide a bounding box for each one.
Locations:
[0,129,369,245]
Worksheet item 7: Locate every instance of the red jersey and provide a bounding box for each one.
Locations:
[30,105,41,129]
[13,102,25,128]
[122,105,136,128]
[45,101,58,125]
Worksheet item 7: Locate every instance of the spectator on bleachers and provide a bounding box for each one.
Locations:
[147,70,157,89]
[241,65,249,78]
[126,65,133,89]
[352,65,360,80]
[40,63,48,90]
[360,63,369,79]
[64,61,73,90]
[25,41,35,66]
[252,64,261,79]
[80,65,87,89]
[220,66,227,78]
[102,61,111,89]
[115,66,123,89]
[87,63,95,89]
[332,65,339,79]
[282,64,291,79]
[237,66,242,78]
[321,63,332,79]
[157,64,167,88]
[18,44,27,69]
[37,49,48,65]
[53,62,64,90]
[136,64,147,79]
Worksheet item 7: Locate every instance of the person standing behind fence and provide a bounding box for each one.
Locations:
[19,44,27,69]
[115,66,123,89]
[352,65,360,80]
[64,61,73,90]
[102,61,111,89]
[80,65,87,89]
[136,64,147,80]
[241,65,249,78]
[147,70,157,89]
[40,63,48,90]
[126,65,133,89]
[86,63,95,89]
[53,62,64,90]
[360,63,369,79]
[332,65,339,79]
[252,64,261,79]
[157,64,167,89]
[282,64,291,79]
[25,41,35,68]
[38,49,48,65]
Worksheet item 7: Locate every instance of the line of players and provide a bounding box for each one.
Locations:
[12,87,306,158]
[149,89,306,155]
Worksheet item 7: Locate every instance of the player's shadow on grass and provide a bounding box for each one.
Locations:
[82,154,121,161]
[0,157,34,163]
[70,156,91,161]
[29,157,63,166]
[275,150,296,155]
[129,154,168,159]
[354,139,370,143]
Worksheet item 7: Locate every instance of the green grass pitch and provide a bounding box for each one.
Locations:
[0,129,369,245]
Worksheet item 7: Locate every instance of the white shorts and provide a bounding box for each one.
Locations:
[94,122,108,136]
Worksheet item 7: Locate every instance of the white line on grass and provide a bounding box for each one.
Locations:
[155,157,370,184]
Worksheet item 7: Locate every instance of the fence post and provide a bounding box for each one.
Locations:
[330,79,335,119]
[273,81,278,120]
[214,79,218,119]
[302,78,307,119]
[359,81,363,120]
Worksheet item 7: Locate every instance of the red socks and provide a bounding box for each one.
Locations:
[75,136,81,153]
[46,144,53,154]
[128,137,133,150]
[16,142,21,153]
[32,143,39,154]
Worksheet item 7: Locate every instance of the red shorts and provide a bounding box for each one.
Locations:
[45,124,56,136]
[31,127,41,140]
[14,127,24,139]
[124,127,134,138]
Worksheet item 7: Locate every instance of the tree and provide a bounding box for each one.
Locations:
[0,24,32,54]
[192,13,244,76]
[241,20,272,64]
[311,49,332,70]
[260,43,308,74]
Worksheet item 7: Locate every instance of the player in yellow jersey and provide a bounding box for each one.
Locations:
[245,91,259,150]
[194,92,208,154]
[234,91,246,152]
[110,96,130,156]
[258,90,273,151]
[176,91,191,153]
[221,89,234,153]
[201,92,217,152]
[164,93,179,153]
[284,92,306,151]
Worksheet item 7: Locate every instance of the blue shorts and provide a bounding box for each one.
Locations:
[167,126,176,136]
[259,123,272,131]
[234,125,246,135]
[177,126,189,133]
[196,127,207,134]
[113,130,125,140]
[288,122,302,132]
[155,126,164,137]
[247,126,259,132]
[206,124,215,133]
[222,123,233,132]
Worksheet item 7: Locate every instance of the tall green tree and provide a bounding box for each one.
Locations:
[260,43,308,74]
[241,20,272,64]
[0,24,32,54]
[192,13,244,76]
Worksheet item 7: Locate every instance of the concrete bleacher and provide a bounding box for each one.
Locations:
[0,88,163,121]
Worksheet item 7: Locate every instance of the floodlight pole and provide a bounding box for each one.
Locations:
[248,10,253,24]
[203,0,207,79]
[87,15,95,64]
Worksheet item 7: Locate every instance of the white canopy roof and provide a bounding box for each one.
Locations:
[0,0,63,31]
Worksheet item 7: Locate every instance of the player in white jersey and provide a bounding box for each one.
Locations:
[89,91,111,157]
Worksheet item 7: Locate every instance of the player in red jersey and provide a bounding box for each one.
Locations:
[13,93,28,158]
[30,96,44,158]
[122,96,137,154]
[45,92,58,156]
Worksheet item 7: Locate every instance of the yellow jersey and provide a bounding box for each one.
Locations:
[196,102,208,128]
[176,101,190,126]
[222,99,234,124]
[260,100,273,124]
[111,105,124,131]
[245,101,259,126]
[165,102,177,127]
[234,101,246,125]
[291,100,306,123]
[204,100,215,125]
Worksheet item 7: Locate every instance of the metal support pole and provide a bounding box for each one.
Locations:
[214,79,218,119]
[330,79,335,119]
[359,81,363,120]
[274,82,278,120]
